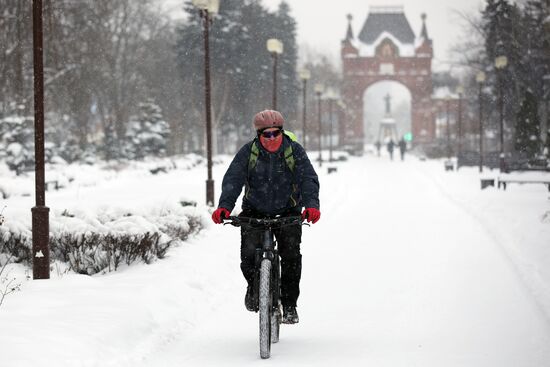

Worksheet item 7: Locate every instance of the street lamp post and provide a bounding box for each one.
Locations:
[495,54,508,172]
[32,0,49,279]
[192,0,219,206]
[544,73,550,158]
[337,100,346,149]
[325,88,338,162]
[445,95,451,159]
[314,83,324,167]
[456,85,464,169]
[299,68,311,149]
[267,39,283,110]
[476,71,486,172]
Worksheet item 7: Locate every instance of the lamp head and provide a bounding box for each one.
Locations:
[299,68,311,80]
[314,83,324,94]
[476,71,486,83]
[192,0,219,14]
[267,39,283,54]
[495,55,508,69]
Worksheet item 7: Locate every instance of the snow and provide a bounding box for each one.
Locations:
[0,152,550,365]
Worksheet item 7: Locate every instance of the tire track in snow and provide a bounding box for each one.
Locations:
[133,155,550,366]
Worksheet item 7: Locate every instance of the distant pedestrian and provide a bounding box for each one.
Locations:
[387,139,395,161]
[375,140,381,157]
[398,138,407,161]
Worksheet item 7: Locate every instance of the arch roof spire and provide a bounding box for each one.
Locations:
[345,14,354,40]
[420,13,429,40]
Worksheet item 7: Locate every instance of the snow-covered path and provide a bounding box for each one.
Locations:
[135,156,550,366]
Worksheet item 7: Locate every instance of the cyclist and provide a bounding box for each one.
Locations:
[212,109,320,324]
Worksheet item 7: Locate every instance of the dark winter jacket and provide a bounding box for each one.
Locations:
[218,135,320,216]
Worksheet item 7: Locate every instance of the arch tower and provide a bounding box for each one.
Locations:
[340,7,435,150]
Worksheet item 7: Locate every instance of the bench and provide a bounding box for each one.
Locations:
[444,160,454,171]
[149,166,168,175]
[480,178,495,190]
[327,167,338,174]
[45,180,59,191]
[498,178,550,191]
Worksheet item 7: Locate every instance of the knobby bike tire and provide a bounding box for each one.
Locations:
[259,259,272,359]
[271,255,281,343]
[271,302,281,343]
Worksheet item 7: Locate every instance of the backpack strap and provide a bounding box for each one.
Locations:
[248,139,260,171]
[284,144,295,173]
[245,139,259,200]
[284,130,298,142]
[284,141,298,206]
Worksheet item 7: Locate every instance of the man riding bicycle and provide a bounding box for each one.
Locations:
[212,109,320,324]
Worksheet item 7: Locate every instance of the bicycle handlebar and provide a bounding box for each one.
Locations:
[223,215,307,228]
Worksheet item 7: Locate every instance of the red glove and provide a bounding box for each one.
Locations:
[212,208,230,224]
[301,208,320,224]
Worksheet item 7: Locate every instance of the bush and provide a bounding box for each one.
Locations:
[0,208,204,275]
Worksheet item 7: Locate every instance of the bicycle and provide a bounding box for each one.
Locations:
[223,215,306,359]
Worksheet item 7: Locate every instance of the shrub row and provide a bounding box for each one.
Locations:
[0,209,203,275]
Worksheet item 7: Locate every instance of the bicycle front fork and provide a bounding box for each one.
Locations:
[254,229,280,312]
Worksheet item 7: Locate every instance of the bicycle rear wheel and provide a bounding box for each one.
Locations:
[271,302,281,343]
[259,259,272,359]
[271,254,281,343]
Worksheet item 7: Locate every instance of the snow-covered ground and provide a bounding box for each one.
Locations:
[1,151,550,366]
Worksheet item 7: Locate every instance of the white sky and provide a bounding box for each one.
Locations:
[161,0,487,70]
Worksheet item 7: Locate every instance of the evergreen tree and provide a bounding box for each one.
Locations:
[520,1,548,108]
[515,89,541,158]
[272,2,299,128]
[482,0,523,136]
[175,0,299,152]
[0,116,35,174]
[126,100,171,159]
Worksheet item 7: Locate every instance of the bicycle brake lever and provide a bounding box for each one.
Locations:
[223,221,240,227]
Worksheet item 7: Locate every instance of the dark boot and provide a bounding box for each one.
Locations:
[244,284,256,312]
[282,306,299,324]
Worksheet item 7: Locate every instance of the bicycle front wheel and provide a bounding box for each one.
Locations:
[259,259,272,359]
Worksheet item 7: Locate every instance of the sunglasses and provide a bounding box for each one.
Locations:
[260,129,282,139]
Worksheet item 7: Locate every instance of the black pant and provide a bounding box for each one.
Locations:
[240,213,302,308]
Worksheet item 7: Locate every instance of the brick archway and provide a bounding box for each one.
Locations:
[339,8,435,150]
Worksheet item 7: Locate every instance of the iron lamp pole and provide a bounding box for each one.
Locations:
[267,39,283,110]
[32,0,49,279]
[445,95,451,160]
[314,83,324,167]
[299,68,311,149]
[495,54,508,173]
[325,88,338,162]
[476,71,486,172]
[192,0,219,206]
[456,85,464,169]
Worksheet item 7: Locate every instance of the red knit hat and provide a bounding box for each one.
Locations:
[253,110,284,131]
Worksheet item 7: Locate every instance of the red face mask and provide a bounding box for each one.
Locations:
[259,134,283,152]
